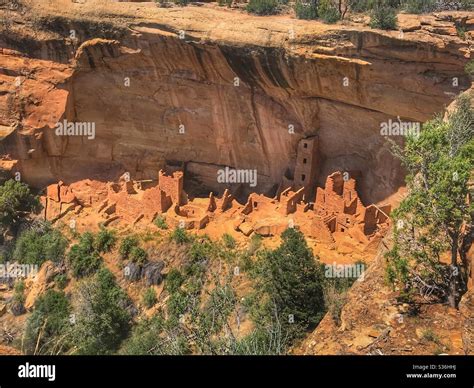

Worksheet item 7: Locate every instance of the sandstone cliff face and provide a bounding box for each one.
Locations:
[0,2,471,206]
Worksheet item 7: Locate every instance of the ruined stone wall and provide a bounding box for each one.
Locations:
[313,172,390,240]
[279,187,305,215]
[158,170,185,206]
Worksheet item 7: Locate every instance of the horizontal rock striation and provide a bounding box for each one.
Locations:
[0,2,471,206]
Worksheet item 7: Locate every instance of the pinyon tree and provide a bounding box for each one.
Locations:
[387,95,474,308]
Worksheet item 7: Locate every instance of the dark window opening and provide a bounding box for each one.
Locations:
[301,174,306,181]
[303,143,308,148]
[303,158,307,164]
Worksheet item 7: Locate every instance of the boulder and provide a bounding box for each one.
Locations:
[25,261,57,309]
[142,261,165,286]
[123,262,141,282]
[238,222,254,237]
[10,301,25,316]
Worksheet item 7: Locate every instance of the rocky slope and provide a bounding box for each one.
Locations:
[0,1,471,207]
[294,234,474,355]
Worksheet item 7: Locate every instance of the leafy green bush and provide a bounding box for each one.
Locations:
[167,290,189,318]
[94,228,116,253]
[323,285,347,325]
[222,233,236,249]
[24,289,71,354]
[69,248,101,279]
[318,0,340,23]
[119,236,139,259]
[129,246,148,265]
[460,0,473,10]
[384,0,402,7]
[347,0,374,12]
[246,0,279,15]
[13,223,67,265]
[400,0,472,13]
[183,260,205,279]
[13,280,25,305]
[188,238,215,262]
[174,0,189,5]
[68,232,102,279]
[247,233,262,254]
[323,274,359,326]
[54,273,68,290]
[142,287,157,309]
[10,283,26,316]
[385,245,409,285]
[196,282,236,336]
[231,325,289,355]
[421,328,441,343]
[166,268,184,293]
[402,0,436,13]
[126,229,330,355]
[348,0,400,13]
[71,268,131,355]
[0,179,41,235]
[466,60,474,81]
[170,227,191,244]
[238,252,253,272]
[217,0,233,6]
[153,215,168,230]
[120,315,164,355]
[456,25,466,40]
[370,3,398,30]
[77,232,95,253]
[119,314,190,355]
[295,0,318,19]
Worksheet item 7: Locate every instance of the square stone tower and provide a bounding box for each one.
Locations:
[293,137,319,196]
[158,170,186,205]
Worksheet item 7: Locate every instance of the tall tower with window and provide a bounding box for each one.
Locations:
[293,137,319,197]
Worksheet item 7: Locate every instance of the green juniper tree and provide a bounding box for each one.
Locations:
[250,227,326,342]
[370,3,398,29]
[246,0,279,15]
[71,268,131,354]
[68,232,102,279]
[13,220,67,266]
[24,290,71,355]
[295,0,318,20]
[387,95,474,307]
[0,179,41,239]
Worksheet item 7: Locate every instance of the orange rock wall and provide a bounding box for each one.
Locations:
[0,5,471,208]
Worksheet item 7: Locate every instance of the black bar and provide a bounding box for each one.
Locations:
[0,356,472,387]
